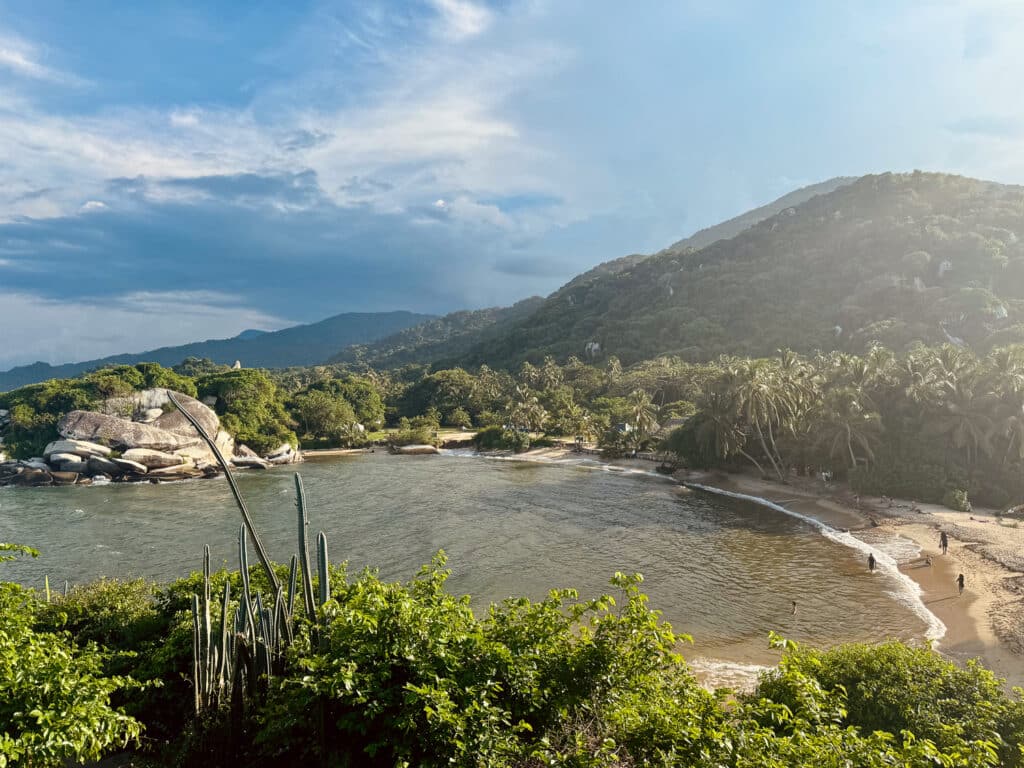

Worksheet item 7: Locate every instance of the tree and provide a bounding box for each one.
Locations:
[625,389,658,450]
[812,386,882,471]
[506,386,547,433]
[290,390,358,441]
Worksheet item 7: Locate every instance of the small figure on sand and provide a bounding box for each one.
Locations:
[925,555,932,567]
[868,552,876,572]
[957,573,965,595]
[790,600,797,615]
[940,531,949,555]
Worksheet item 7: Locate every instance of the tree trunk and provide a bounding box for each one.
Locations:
[739,448,769,479]
[755,423,785,481]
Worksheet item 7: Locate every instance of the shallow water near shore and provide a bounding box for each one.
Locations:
[0,452,933,674]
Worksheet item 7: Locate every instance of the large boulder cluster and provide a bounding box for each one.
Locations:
[0,388,301,488]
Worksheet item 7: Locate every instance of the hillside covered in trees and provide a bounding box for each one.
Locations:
[329,298,544,369]
[461,172,1024,367]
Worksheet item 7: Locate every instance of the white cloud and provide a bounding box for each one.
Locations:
[79,200,107,212]
[428,0,492,40]
[170,109,201,128]
[0,290,289,368]
[0,33,87,85]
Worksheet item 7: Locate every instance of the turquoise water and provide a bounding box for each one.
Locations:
[0,452,929,669]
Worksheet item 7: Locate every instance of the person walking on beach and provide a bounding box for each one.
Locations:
[940,531,949,555]
[868,552,876,572]
[957,573,965,595]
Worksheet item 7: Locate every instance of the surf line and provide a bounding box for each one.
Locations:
[685,482,947,645]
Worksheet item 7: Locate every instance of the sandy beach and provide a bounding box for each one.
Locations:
[455,444,1024,688]
[678,469,1024,689]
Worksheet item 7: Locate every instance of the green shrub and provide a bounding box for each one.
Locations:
[472,424,508,450]
[0,548,142,767]
[255,559,721,766]
[389,416,439,447]
[754,638,1023,765]
[473,425,531,452]
[943,487,972,512]
[447,406,472,428]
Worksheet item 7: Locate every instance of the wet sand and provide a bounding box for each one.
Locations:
[686,470,1024,689]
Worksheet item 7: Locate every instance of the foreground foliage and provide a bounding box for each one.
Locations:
[0,548,142,766]
[5,544,1024,766]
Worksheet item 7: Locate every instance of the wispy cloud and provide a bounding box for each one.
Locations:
[428,0,492,40]
[0,33,88,85]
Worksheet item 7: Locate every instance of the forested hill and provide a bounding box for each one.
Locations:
[460,172,1024,367]
[0,311,433,392]
[329,298,545,368]
[552,177,854,299]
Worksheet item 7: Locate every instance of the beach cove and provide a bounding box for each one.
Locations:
[1,448,978,689]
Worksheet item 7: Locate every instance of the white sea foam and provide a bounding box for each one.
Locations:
[441,448,674,482]
[686,483,946,645]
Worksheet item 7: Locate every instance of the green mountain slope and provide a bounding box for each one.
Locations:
[462,172,1024,367]
[0,311,434,391]
[553,177,854,299]
[329,298,545,369]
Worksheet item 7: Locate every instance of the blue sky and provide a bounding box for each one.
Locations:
[1,0,1023,368]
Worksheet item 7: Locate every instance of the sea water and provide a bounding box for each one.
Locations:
[0,452,934,681]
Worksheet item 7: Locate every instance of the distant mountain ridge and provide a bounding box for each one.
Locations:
[329,298,546,369]
[0,311,433,391]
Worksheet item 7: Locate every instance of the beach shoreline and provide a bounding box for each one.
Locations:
[447,445,1024,689]
[677,470,1024,688]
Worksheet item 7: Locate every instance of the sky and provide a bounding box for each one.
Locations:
[1,0,1024,368]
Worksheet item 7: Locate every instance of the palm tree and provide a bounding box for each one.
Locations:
[506,385,548,433]
[812,386,882,470]
[626,389,658,450]
[729,359,795,481]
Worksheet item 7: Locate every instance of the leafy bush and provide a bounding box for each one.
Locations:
[389,415,440,447]
[0,547,142,767]
[255,559,721,766]
[473,425,530,452]
[197,369,297,454]
[447,406,472,428]
[754,638,1024,765]
[944,487,972,512]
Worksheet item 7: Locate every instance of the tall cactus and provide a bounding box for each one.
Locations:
[317,531,330,607]
[191,469,333,718]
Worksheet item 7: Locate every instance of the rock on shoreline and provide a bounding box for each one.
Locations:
[0,388,301,487]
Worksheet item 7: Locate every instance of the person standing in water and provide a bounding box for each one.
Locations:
[940,531,949,555]
[790,600,797,615]
[868,553,876,572]
[957,573,965,595]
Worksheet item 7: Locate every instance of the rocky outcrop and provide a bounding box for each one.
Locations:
[1,388,298,488]
[59,411,200,452]
[394,444,440,455]
[265,443,302,465]
[121,448,188,469]
[43,439,112,458]
[231,456,270,470]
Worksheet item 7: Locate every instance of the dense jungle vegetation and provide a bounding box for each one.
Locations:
[7,337,1024,509]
